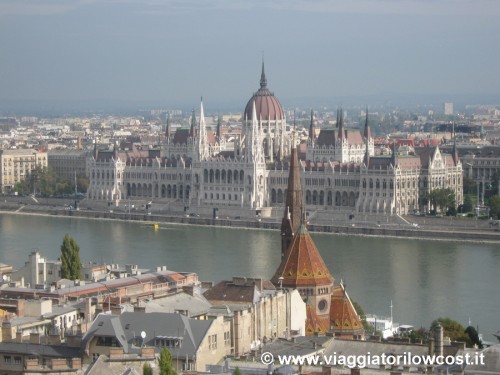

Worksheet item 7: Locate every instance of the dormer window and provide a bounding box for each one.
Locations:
[154,336,182,348]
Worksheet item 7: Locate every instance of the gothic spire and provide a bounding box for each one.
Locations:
[165,113,171,138]
[198,97,209,161]
[189,108,197,138]
[364,107,371,139]
[338,108,345,141]
[309,109,316,140]
[391,142,397,167]
[260,58,267,88]
[216,113,222,141]
[280,146,303,259]
[452,122,459,165]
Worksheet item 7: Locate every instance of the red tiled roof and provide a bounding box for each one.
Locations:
[272,224,334,288]
[306,305,330,335]
[330,284,364,338]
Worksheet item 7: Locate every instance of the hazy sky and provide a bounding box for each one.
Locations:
[1,0,500,111]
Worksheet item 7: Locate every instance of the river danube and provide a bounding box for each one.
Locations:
[0,213,498,341]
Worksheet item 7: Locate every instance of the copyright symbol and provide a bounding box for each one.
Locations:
[261,352,274,365]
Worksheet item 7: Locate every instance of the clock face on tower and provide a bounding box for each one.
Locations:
[318,299,327,312]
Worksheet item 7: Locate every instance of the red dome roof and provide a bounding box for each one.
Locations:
[244,62,285,121]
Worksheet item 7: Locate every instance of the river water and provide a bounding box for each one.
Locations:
[0,213,498,341]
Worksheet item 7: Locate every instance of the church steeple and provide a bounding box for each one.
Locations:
[260,58,267,88]
[309,109,316,140]
[280,146,303,259]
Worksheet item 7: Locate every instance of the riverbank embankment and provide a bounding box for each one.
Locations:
[2,202,499,243]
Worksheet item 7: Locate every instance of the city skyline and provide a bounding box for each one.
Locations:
[1,0,500,112]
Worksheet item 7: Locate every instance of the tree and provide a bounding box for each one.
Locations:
[233,367,243,375]
[158,348,177,375]
[487,196,500,219]
[465,326,483,349]
[13,181,30,196]
[431,317,468,343]
[463,177,477,195]
[429,188,455,213]
[77,175,90,193]
[143,362,153,375]
[60,235,82,280]
[462,195,474,213]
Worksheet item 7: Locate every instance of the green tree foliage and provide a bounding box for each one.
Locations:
[233,367,243,375]
[23,166,87,196]
[463,177,477,195]
[13,181,30,196]
[409,327,429,343]
[351,301,365,318]
[143,362,153,375]
[77,175,90,193]
[487,196,500,219]
[461,195,474,213]
[431,317,468,343]
[428,188,456,213]
[60,235,82,280]
[351,301,378,335]
[158,348,177,375]
[465,326,483,349]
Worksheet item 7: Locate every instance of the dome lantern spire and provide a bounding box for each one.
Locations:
[260,58,267,88]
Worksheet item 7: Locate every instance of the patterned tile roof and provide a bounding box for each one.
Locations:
[272,223,334,288]
[330,284,364,337]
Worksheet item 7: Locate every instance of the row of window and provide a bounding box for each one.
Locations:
[203,169,245,184]
[204,193,238,201]
[3,356,22,365]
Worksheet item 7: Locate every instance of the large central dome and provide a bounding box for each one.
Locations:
[244,62,285,121]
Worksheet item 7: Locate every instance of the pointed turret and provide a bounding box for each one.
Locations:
[363,107,371,139]
[337,108,345,141]
[363,109,370,167]
[198,97,209,161]
[309,109,316,140]
[452,122,459,165]
[391,142,397,167]
[165,113,171,138]
[280,146,303,259]
[189,108,197,138]
[216,113,222,141]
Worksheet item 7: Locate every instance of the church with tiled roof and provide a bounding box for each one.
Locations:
[272,146,364,339]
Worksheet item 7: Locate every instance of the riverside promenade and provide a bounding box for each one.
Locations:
[1,196,499,243]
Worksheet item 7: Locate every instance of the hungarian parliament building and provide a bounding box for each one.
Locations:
[87,63,463,217]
